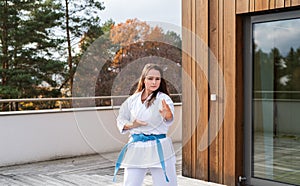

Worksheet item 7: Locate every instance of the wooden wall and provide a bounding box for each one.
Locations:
[237,0,300,13]
[181,0,300,186]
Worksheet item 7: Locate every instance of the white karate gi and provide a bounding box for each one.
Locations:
[117,91,178,186]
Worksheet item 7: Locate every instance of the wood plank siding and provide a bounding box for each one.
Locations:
[181,0,300,186]
[182,0,193,178]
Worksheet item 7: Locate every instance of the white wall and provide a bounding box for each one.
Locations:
[0,106,182,167]
[253,100,300,135]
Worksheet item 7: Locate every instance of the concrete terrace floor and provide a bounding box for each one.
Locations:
[0,143,224,186]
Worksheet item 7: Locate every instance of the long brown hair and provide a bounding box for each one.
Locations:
[135,64,169,107]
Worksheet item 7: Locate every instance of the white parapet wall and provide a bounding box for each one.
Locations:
[0,106,182,167]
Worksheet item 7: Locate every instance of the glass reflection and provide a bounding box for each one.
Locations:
[252,18,300,185]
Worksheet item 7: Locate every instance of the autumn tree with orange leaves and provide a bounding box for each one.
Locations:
[110,18,165,47]
[95,19,182,106]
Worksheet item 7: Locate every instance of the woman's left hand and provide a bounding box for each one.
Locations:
[159,99,173,121]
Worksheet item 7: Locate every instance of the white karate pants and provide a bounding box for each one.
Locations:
[123,158,178,186]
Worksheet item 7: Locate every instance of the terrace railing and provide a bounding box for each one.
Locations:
[0,94,182,112]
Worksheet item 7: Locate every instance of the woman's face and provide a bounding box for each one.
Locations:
[144,69,161,93]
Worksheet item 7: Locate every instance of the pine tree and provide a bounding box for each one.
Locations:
[59,0,105,96]
[0,0,66,110]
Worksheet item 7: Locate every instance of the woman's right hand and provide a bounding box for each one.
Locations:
[123,119,148,130]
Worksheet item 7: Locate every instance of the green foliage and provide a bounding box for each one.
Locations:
[254,46,300,100]
[0,0,67,110]
[0,0,65,98]
[164,31,182,49]
[58,0,105,95]
[0,0,108,110]
[0,1,182,110]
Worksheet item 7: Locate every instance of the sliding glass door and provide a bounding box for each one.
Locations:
[245,10,300,186]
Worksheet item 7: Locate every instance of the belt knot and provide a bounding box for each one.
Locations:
[113,133,169,182]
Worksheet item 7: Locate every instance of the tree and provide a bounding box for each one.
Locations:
[285,47,300,98]
[71,19,117,105]
[95,19,182,106]
[60,0,105,96]
[0,0,108,111]
[110,19,149,47]
[253,45,300,100]
[164,30,182,49]
[0,0,66,111]
[78,19,115,53]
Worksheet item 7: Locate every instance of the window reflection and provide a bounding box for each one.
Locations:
[253,18,300,100]
[252,18,300,185]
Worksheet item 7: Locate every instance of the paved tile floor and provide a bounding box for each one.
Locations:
[0,143,224,186]
[253,133,300,185]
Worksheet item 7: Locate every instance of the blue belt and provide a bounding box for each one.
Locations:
[113,133,169,182]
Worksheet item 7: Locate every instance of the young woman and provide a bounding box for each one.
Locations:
[113,63,178,186]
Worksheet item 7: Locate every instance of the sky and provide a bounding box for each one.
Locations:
[254,19,300,56]
[99,0,181,33]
